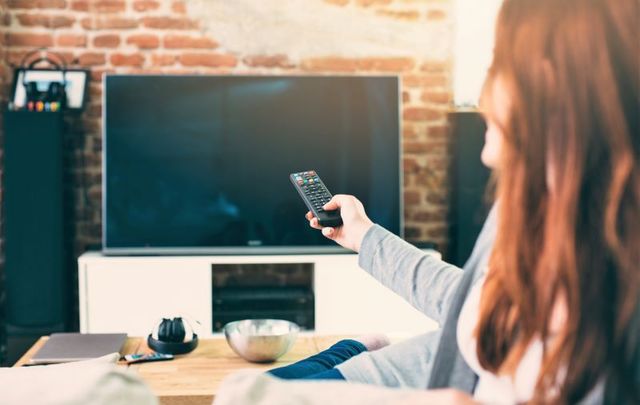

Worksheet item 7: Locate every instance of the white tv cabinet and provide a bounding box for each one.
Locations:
[78,252,439,337]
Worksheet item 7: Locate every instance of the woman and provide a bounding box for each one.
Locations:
[223,0,639,403]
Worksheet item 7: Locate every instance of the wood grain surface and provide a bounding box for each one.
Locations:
[15,335,350,405]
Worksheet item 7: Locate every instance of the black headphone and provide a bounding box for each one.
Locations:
[20,49,68,108]
[148,317,199,355]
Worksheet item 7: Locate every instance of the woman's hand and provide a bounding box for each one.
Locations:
[306,194,374,252]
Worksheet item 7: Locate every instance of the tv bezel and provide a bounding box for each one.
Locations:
[101,73,404,255]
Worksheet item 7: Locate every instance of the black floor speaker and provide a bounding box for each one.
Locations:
[447,111,492,267]
[2,110,70,365]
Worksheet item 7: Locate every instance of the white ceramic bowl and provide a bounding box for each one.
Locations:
[223,319,299,363]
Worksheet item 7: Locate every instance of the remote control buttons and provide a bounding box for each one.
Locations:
[292,171,341,227]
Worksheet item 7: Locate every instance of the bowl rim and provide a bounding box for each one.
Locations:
[223,319,300,337]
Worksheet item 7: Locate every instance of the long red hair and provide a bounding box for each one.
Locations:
[476,0,639,403]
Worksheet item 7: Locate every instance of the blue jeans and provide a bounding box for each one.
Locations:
[268,339,367,380]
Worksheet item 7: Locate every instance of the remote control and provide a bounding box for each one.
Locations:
[122,352,174,364]
[290,170,343,228]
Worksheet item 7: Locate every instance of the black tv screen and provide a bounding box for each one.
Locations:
[104,75,401,254]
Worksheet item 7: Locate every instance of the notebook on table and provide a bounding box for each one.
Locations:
[29,333,127,365]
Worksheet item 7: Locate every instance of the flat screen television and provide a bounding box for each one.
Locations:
[103,75,402,254]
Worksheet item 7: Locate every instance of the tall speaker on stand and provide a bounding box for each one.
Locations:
[447,111,491,267]
[2,110,69,365]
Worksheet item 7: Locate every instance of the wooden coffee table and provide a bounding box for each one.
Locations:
[15,335,349,405]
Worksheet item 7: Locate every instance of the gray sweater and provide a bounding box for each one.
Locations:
[336,207,496,388]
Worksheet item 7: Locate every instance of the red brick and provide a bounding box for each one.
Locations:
[74,0,125,12]
[421,91,451,104]
[7,32,53,47]
[428,156,448,171]
[427,125,449,139]
[163,34,217,49]
[403,107,443,121]
[413,209,447,223]
[110,53,145,67]
[151,54,176,67]
[178,53,237,68]
[133,0,159,12]
[415,169,447,187]
[142,17,198,30]
[357,57,415,72]
[101,0,126,12]
[405,190,421,205]
[81,17,138,30]
[6,50,29,65]
[127,34,159,49]
[426,191,447,205]
[302,57,358,72]
[16,14,75,28]
[376,9,420,20]
[171,1,186,14]
[356,0,391,6]
[424,225,448,239]
[79,52,106,66]
[57,33,87,47]
[50,51,75,65]
[88,186,102,201]
[420,61,450,73]
[324,0,349,5]
[243,54,294,69]
[404,226,422,239]
[427,9,447,21]
[81,118,102,134]
[90,69,113,82]
[70,0,88,11]
[403,74,447,88]
[8,0,66,9]
[93,34,120,48]
[403,157,420,172]
[402,91,410,103]
[428,140,449,151]
[403,125,418,139]
[89,84,102,98]
[404,141,429,154]
[87,103,102,118]
[90,137,103,152]
[427,149,449,163]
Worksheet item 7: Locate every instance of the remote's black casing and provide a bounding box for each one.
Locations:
[290,171,343,228]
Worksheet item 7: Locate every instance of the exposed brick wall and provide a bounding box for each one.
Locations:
[0,1,454,331]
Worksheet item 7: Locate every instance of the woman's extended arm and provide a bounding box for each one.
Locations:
[307,194,465,325]
[358,224,463,325]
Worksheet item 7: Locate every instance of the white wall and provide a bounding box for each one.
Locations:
[189,0,452,61]
[454,0,503,107]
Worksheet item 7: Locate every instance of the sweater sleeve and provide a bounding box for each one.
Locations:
[358,225,464,325]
